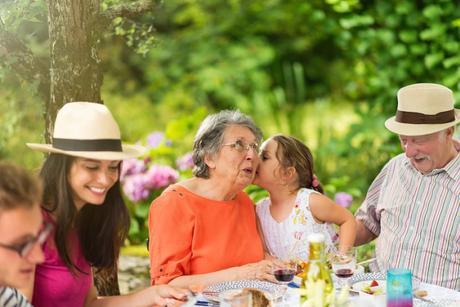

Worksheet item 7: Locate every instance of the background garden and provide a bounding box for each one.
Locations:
[1,0,460,267]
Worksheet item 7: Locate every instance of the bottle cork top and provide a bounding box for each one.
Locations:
[307,233,325,243]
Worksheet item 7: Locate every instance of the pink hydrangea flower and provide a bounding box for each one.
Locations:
[176,152,194,171]
[120,158,147,182]
[122,174,150,202]
[334,192,353,208]
[144,165,179,190]
[146,131,164,148]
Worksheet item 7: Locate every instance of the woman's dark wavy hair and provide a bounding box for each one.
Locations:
[39,154,130,274]
[271,134,324,194]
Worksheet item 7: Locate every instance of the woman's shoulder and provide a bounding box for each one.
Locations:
[150,184,193,209]
[150,183,218,217]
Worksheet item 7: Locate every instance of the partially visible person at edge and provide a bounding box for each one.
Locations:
[148,110,281,287]
[355,83,460,290]
[254,134,356,261]
[26,102,189,307]
[0,162,48,307]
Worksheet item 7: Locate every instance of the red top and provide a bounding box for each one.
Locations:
[149,184,264,285]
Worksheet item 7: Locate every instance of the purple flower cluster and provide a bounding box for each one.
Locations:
[120,158,147,179]
[334,192,353,208]
[121,158,179,202]
[144,165,179,190]
[146,131,164,148]
[176,152,194,171]
[123,173,150,202]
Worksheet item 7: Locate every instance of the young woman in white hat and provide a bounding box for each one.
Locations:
[26,102,188,307]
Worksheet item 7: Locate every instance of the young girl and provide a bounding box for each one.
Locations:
[254,134,356,261]
[26,102,188,307]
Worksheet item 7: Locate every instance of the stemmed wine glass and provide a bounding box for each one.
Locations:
[271,259,297,306]
[331,247,356,289]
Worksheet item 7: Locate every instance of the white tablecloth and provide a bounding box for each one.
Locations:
[192,280,460,306]
[273,282,460,307]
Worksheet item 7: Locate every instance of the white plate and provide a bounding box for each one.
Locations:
[204,279,285,302]
[350,272,420,294]
[352,279,387,295]
[350,272,420,289]
[349,272,386,284]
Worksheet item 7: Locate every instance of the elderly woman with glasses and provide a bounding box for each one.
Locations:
[149,110,279,287]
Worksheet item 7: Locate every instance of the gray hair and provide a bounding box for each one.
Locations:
[192,110,263,178]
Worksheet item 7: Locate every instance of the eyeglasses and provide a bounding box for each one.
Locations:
[0,222,53,258]
[222,139,260,153]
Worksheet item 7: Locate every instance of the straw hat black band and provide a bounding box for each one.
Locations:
[395,109,455,125]
[53,138,122,152]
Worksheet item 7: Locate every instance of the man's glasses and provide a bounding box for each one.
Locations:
[222,139,259,153]
[0,222,53,258]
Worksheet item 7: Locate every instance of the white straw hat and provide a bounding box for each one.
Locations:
[27,102,145,160]
[385,83,460,136]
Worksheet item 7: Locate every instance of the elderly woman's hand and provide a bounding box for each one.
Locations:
[237,259,284,282]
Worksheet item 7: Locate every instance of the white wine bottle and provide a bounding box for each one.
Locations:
[301,233,334,306]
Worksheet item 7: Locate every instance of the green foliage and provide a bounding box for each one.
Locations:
[0,0,47,32]
[336,0,460,108]
[110,16,157,56]
[103,0,353,138]
[0,87,44,167]
[0,99,19,159]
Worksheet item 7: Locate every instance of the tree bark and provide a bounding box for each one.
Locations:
[46,0,103,142]
[46,0,119,295]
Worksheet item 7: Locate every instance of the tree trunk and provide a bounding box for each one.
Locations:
[46,0,103,142]
[46,0,119,296]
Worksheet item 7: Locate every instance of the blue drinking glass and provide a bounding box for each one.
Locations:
[386,268,413,307]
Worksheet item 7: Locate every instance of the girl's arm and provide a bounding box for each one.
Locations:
[84,281,189,307]
[308,193,357,253]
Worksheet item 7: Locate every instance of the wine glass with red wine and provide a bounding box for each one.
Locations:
[272,261,296,284]
[331,247,356,288]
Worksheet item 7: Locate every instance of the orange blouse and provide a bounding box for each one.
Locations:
[148,184,264,285]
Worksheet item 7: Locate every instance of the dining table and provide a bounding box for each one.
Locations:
[188,272,460,307]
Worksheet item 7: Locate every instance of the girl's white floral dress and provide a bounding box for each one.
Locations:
[256,188,338,261]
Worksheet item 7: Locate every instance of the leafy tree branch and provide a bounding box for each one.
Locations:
[0,25,49,100]
[102,0,156,20]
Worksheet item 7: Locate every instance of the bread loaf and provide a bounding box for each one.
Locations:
[242,288,271,307]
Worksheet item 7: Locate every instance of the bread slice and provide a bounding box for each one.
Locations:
[242,288,271,307]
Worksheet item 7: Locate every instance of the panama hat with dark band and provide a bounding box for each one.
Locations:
[385,83,460,136]
[27,102,145,160]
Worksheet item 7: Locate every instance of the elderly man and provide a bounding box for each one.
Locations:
[355,83,460,290]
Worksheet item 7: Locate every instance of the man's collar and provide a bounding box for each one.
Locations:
[442,152,460,181]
